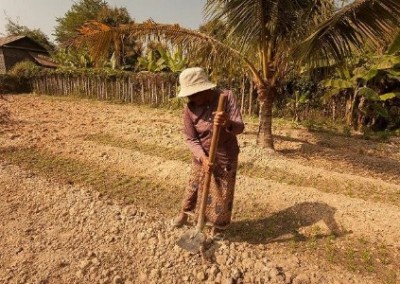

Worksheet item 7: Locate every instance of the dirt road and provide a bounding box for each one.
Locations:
[0,94,399,283]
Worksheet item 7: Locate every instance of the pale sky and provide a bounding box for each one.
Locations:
[0,0,207,41]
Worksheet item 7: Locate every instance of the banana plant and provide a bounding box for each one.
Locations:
[322,51,400,129]
[156,46,188,73]
[52,47,92,68]
[136,49,167,72]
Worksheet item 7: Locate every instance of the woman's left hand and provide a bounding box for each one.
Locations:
[213,111,229,127]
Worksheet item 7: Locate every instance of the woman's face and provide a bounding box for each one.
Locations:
[188,90,213,106]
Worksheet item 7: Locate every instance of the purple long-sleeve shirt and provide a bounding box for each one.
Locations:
[183,90,244,166]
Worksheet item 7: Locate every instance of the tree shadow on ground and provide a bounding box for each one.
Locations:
[274,133,400,182]
[226,202,345,244]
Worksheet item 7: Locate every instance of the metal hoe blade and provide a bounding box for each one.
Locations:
[176,229,206,254]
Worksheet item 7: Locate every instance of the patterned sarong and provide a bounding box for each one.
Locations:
[181,160,238,228]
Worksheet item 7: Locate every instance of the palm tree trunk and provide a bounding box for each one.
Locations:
[346,89,358,127]
[345,91,353,125]
[240,73,245,113]
[256,86,275,149]
[249,79,254,115]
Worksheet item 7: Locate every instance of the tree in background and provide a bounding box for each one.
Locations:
[5,17,55,51]
[54,0,108,44]
[96,5,138,68]
[97,6,131,27]
[54,0,139,69]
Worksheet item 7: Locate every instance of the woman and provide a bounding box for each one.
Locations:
[172,67,244,234]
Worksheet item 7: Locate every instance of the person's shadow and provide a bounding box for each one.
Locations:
[226,202,344,244]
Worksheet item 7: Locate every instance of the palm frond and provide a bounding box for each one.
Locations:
[71,20,263,84]
[74,20,115,64]
[206,0,263,51]
[294,0,334,35]
[295,0,400,67]
[205,0,307,53]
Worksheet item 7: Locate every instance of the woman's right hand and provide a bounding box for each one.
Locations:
[200,155,212,173]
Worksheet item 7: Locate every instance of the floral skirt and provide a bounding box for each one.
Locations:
[181,160,238,228]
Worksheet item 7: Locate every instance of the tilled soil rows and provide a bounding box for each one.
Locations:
[0,94,399,284]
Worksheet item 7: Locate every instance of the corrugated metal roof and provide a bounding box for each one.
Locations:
[0,35,26,47]
[29,52,57,68]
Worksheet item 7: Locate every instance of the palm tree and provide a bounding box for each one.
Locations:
[205,0,336,148]
[73,0,400,149]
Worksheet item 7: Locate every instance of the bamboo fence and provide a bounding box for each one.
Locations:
[31,71,178,106]
[30,70,258,114]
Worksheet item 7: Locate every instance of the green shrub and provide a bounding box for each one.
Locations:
[9,61,41,77]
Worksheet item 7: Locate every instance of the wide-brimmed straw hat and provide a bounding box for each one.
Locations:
[177,67,216,98]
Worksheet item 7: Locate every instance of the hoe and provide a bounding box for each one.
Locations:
[176,93,226,254]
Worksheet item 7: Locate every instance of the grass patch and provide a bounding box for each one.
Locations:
[0,146,181,216]
[86,133,192,163]
[86,133,400,206]
[313,236,398,282]
[239,161,400,205]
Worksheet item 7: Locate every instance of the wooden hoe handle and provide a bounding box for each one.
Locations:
[196,93,226,231]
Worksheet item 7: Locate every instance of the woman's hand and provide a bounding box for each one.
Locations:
[213,111,229,127]
[200,155,212,173]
